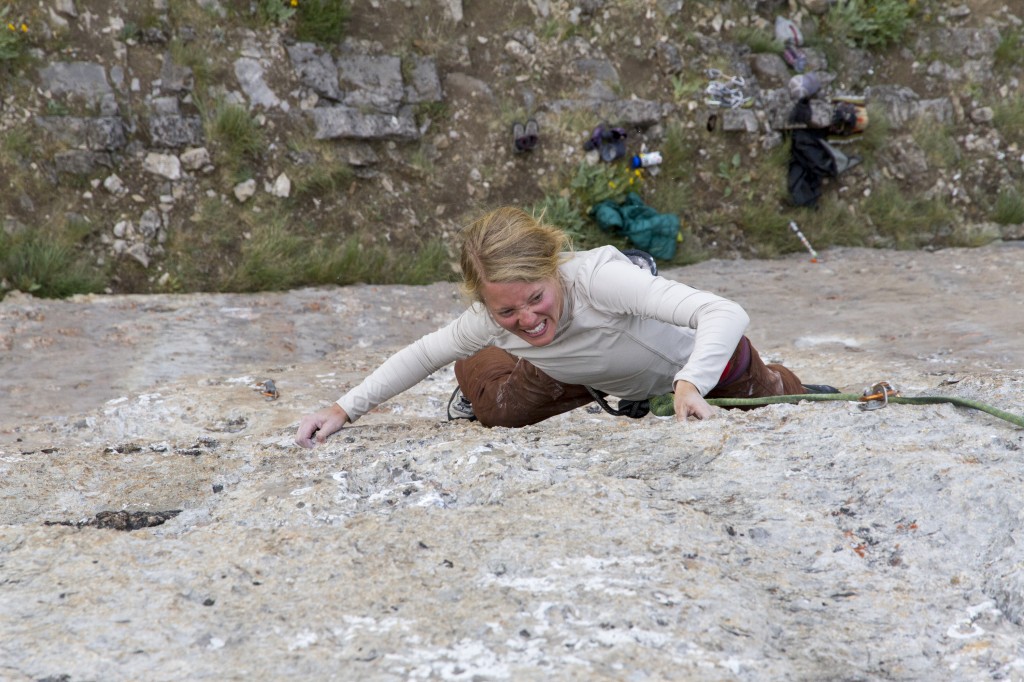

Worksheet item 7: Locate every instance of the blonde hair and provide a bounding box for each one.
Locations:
[459,207,572,303]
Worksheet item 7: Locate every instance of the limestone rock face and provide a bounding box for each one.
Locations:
[2,244,1024,680]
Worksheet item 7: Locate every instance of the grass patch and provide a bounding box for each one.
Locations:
[290,159,354,199]
[169,37,213,94]
[910,117,960,168]
[166,202,454,293]
[993,94,1024,147]
[820,0,913,49]
[652,122,700,210]
[789,198,870,250]
[225,216,311,291]
[261,229,453,290]
[204,99,264,177]
[293,0,350,45]
[995,28,1024,70]
[734,25,781,55]
[414,100,449,129]
[836,102,890,168]
[1,124,33,163]
[732,206,789,258]
[283,134,355,199]
[991,188,1024,225]
[538,18,581,42]
[668,73,704,106]
[0,227,105,300]
[862,181,956,248]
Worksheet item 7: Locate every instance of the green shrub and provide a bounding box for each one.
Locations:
[734,25,781,55]
[0,8,29,65]
[569,160,644,211]
[995,28,1024,70]
[823,0,913,49]
[294,0,350,45]
[530,194,588,244]
[257,0,296,25]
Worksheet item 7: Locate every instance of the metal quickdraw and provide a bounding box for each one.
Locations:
[859,380,899,411]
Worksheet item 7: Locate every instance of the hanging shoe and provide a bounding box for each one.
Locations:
[520,118,539,151]
[447,386,477,421]
[512,121,528,153]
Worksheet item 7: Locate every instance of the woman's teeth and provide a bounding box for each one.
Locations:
[525,320,546,335]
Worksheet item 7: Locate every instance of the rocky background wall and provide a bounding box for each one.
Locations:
[2,0,1024,288]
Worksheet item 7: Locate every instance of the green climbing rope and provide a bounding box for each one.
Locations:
[649,392,1024,428]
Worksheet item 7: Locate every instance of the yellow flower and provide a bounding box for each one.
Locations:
[20,23,28,32]
[608,181,616,189]
[7,23,15,31]
[290,0,298,5]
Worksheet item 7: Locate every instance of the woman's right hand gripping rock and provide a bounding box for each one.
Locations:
[295,403,350,448]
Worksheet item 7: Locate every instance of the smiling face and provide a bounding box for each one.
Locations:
[480,277,562,347]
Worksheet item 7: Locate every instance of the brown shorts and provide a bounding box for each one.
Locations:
[454,336,805,428]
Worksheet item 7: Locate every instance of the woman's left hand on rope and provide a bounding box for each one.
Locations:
[673,380,718,422]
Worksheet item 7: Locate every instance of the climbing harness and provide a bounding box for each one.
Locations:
[645,380,1024,428]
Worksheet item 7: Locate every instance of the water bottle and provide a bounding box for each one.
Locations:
[630,151,663,169]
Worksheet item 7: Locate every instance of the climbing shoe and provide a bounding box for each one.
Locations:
[513,119,538,153]
[522,118,539,150]
[447,387,477,421]
[512,122,525,153]
[802,384,841,394]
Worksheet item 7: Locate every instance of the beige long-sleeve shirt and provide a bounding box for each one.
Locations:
[337,245,749,422]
